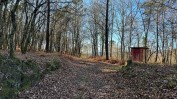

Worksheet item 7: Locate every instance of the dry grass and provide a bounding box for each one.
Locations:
[58,54,125,65]
[87,56,125,65]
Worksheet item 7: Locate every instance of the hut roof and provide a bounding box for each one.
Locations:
[130,47,148,49]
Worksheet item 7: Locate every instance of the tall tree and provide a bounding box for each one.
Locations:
[20,0,46,54]
[45,0,50,52]
[155,8,159,62]
[105,0,109,60]
[110,0,115,58]
[9,0,21,58]
[0,2,3,49]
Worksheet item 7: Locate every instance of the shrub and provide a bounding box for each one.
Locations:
[45,59,61,73]
[0,55,62,98]
[20,59,40,90]
[0,56,40,98]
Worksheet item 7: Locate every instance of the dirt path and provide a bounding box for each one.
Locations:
[2,51,177,98]
[18,56,119,99]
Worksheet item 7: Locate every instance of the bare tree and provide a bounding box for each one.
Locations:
[9,0,21,58]
[105,0,109,60]
[45,0,50,52]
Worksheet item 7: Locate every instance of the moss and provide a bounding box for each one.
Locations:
[167,80,176,89]
[121,65,133,73]
[164,77,177,89]
[20,81,31,91]
[126,60,132,66]
[76,93,84,99]
[0,56,62,98]
[20,59,41,91]
[0,54,3,63]
[46,59,61,72]
[0,56,41,98]
[0,88,18,99]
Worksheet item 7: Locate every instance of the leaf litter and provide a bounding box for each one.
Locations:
[2,52,176,99]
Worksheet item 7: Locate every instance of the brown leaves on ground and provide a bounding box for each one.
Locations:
[114,63,177,98]
[17,53,118,99]
[1,51,177,98]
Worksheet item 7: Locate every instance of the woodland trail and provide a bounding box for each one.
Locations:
[18,55,119,99]
[16,52,177,98]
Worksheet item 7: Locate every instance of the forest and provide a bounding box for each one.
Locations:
[0,0,177,98]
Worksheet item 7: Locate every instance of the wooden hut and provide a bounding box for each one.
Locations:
[131,47,148,62]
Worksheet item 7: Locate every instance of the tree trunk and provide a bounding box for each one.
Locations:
[128,2,133,59]
[2,3,8,50]
[155,10,159,62]
[121,17,125,61]
[175,39,177,64]
[165,32,169,64]
[162,11,165,64]
[9,0,20,58]
[144,17,150,63]
[110,5,114,58]
[45,0,50,52]
[49,29,53,52]
[105,0,109,60]
[38,34,44,51]
[101,31,104,56]
[57,31,61,52]
[117,42,118,58]
[0,4,3,49]
[21,2,29,54]
[137,33,140,47]
[170,21,174,64]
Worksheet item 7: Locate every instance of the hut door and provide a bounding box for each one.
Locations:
[132,49,140,62]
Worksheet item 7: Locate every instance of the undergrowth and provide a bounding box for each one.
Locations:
[44,59,61,73]
[0,55,61,99]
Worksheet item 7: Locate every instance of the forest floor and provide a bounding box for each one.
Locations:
[3,51,176,98]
